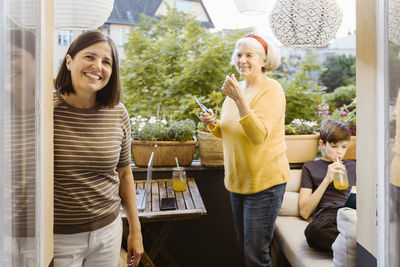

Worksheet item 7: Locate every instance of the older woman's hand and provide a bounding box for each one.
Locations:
[222,74,244,102]
[199,109,216,127]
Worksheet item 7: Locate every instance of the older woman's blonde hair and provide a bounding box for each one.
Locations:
[230,35,281,73]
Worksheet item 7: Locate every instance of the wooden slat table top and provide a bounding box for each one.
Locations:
[121,178,207,223]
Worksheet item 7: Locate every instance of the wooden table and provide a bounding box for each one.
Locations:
[121,178,207,267]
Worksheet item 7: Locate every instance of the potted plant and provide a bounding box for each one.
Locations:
[285,119,320,163]
[131,116,196,166]
[319,99,356,160]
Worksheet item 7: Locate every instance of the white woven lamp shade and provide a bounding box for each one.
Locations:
[54,0,115,29]
[8,0,38,28]
[269,0,343,47]
[389,0,400,46]
[8,0,114,29]
[233,0,273,15]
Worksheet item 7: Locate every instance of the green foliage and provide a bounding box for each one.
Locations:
[131,116,195,141]
[272,52,325,124]
[319,54,356,92]
[322,85,356,110]
[285,119,320,135]
[121,7,246,125]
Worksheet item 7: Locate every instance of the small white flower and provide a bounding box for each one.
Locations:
[161,119,167,125]
[139,122,146,129]
[149,117,157,124]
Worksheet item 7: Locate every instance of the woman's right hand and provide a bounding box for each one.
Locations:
[199,109,216,127]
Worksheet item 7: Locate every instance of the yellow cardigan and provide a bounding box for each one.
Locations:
[210,78,290,194]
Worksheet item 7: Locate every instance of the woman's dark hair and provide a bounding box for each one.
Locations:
[54,30,121,108]
[10,29,35,57]
[319,119,351,144]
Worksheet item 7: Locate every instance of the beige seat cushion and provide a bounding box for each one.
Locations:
[279,169,302,216]
[274,216,333,267]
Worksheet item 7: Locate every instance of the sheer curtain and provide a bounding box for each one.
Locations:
[1,0,39,266]
[388,1,400,266]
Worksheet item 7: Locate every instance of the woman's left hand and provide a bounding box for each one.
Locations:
[222,74,244,102]
[127,232,144,267]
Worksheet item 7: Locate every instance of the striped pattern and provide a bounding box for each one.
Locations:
[54,99,131,234]
[3,109,37,237]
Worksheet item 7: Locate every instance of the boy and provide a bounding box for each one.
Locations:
[298,119,356,252]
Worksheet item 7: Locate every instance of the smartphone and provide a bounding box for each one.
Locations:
[194,96,210,113]
[160,197,177,210]
[194,96,215,120]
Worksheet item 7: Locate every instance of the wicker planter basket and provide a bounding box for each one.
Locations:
[131,140,196,167]
[285,134,320,163]
[197,131,224,167]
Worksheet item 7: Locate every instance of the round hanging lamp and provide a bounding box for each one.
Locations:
[233,0,275,16]
[8,0,114,29]
[269,0,343,47]
[389,0,400,46]
[54,0,115,29]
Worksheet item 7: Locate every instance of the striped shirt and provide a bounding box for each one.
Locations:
[54,96,131,234]
[3,108,37,237]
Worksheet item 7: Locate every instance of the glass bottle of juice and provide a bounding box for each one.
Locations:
[333,158,349,190]
[172,167,187,191]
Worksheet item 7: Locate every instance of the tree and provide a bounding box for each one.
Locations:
[272,52,325,124]
[121,7,246,123]
[319,54,356,92]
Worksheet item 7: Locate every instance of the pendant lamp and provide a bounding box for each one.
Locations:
[233,0,275,16]
[8,0,114,29]
[269,0,343,47]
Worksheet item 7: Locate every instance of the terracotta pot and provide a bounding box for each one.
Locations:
[343,136,356,161]
[285,134,320,163]
[197,131,224,167]
[131,140,196,167]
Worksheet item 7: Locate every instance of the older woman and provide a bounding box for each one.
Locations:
[200,34,290,267]
[53,30,143,267]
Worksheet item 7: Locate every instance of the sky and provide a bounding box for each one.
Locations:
[202,0,356,39]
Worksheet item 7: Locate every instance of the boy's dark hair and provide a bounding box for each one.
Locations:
[319,119,351,144]
[54,30,121,108]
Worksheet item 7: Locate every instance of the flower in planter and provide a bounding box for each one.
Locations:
[285,119,320,135]
[319,98,356,135]
[131,116,196,141]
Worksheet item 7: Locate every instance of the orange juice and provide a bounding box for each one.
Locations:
[333,179,349,190]
[173,179,187,191]
[172,167,187,191]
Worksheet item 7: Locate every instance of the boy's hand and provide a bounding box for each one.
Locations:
[325,161,346,184]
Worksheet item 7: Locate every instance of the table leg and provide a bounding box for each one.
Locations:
[148,221,175,260]
[149,230,179,267]
[140,252,156,267]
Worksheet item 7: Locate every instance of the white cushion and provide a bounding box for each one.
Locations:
[332,208,357,267]
[274,216,333,267]
[287,169,302,192]
[279,192,300,216]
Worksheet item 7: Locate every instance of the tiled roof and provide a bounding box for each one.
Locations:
[105,0,214,28]
[106,0,162,25]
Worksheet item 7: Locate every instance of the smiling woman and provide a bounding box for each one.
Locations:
[53,30,144,267]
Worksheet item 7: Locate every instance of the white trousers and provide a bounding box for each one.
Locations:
[54,215,122,267]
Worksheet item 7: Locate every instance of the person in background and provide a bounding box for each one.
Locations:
[4,28,37,267]
[200,34,289,267]
[53,30,143,267]
[299,119,356,252]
